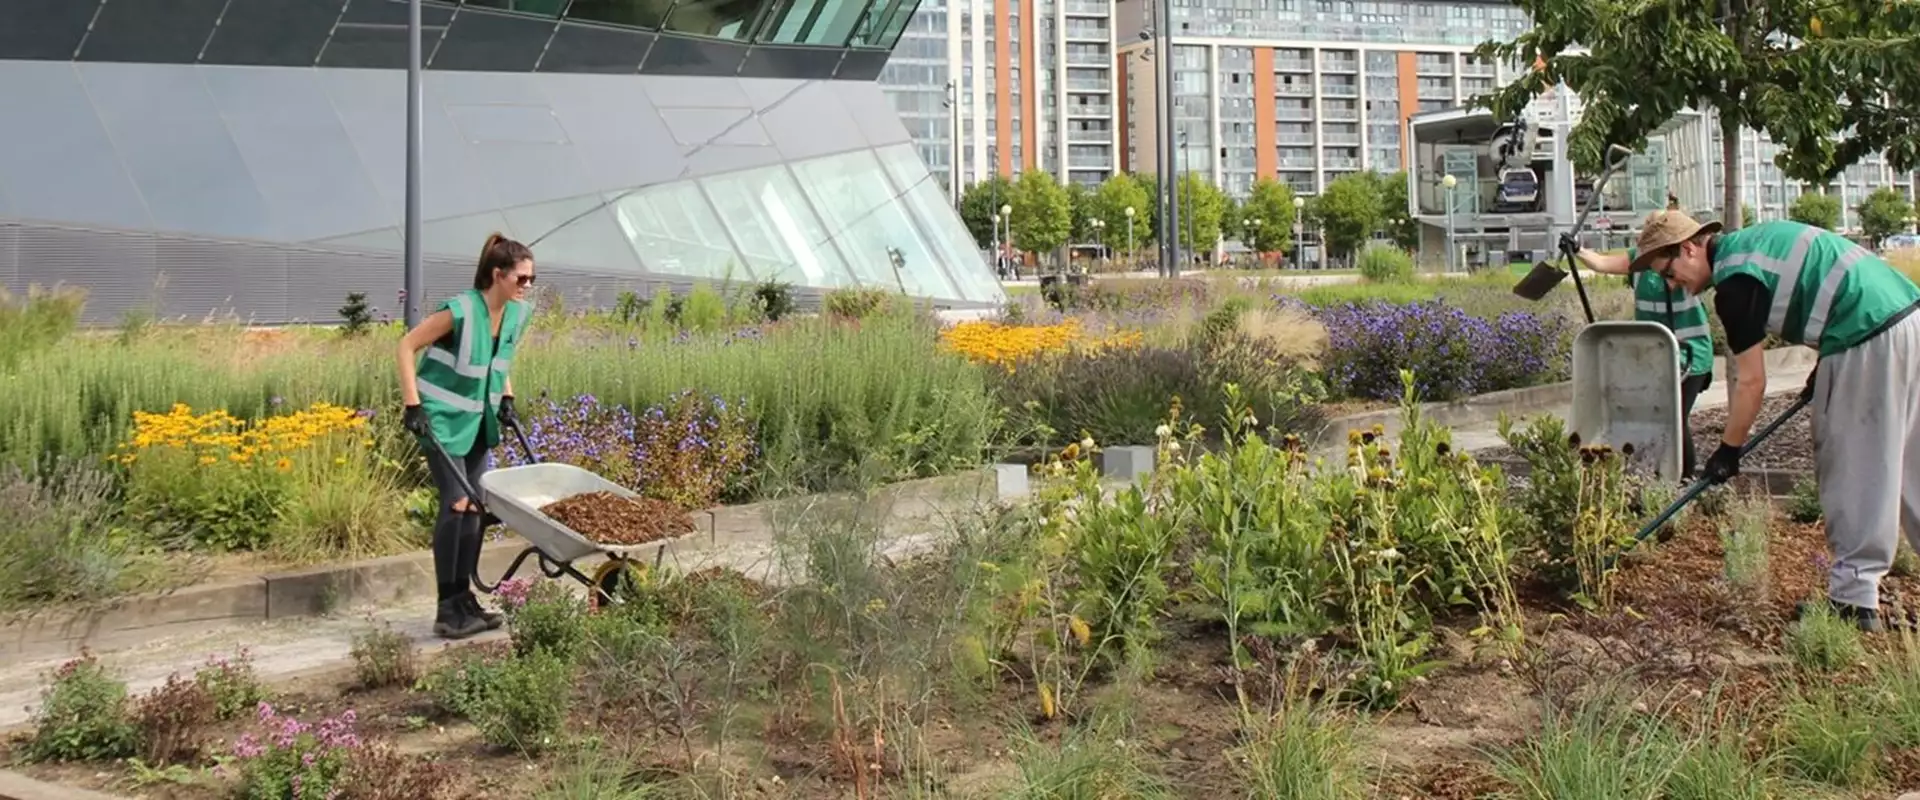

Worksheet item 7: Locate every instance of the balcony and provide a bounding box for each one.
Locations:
[1276,57,1314,71]
[1320,83,1358,97]
[1278,156,1316,169]
[1071,155,1115,170]
[1278,132,1317,145]
[1322,106,1360,121]
[1063,0,1108,14]
[1418,85,1455,100]
[1321,131,1361,145]
[1068,128,1112,143]
[1067,104,1112,117]
[1066,50,1108,67]
[1064,25,1108,41]
[1415,58,1452,76]
[1320,58,1359,73]
[1461,60,1496,76]
[1067,77,1112,91]
[1276,107,1315,121]
[1276,83,1313,96]
[1321,155,1360,169]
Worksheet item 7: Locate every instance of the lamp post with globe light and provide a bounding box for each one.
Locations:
[1442,174,1458,272]
[1292,195,1306,269]
[1091,218,1106,264]
[1124,205,1136,260]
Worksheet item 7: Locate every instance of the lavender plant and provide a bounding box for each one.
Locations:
[1315,300,1569,402]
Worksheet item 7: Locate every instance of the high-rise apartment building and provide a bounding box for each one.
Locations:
[881,0,1120,192]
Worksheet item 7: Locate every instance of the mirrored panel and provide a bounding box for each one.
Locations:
[567,0,676,30]
[698,164,856,289]
[790,149,958,299]
[875,144,1002,304]
[662,0,767,39]
[758,0,864,45]
[609,182,753,281]
[849,0,915,49]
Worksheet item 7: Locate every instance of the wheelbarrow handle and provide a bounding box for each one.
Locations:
[1610,393,1813,568]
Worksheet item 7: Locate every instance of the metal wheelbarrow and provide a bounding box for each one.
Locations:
[420,421,701,610]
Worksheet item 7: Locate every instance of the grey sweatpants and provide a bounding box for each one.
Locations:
[1812,311,1920,609]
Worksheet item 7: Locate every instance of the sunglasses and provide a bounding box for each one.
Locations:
[503,272,537,287]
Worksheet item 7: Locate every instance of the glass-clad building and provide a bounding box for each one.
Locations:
[0,0,1003,325]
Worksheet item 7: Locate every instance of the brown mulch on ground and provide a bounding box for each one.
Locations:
[539,491,695,546]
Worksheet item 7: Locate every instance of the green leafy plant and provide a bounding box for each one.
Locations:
[472,650,574,756]
[22,652,139,763]
[194,647,265,721]
[1356,242,1415,284]
[338,292,373,337]
[1787,602,1867,672]
[1775,683,1883,788]
[416,644,509,718]
[751,280,795,322]
[506,580,588,661]
[132,673,218,766]
[1786,476,1823,523]
[1721,491,1771,596]
[350,621,418,689]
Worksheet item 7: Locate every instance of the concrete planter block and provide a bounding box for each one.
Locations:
[1099,446,1155,483]
[994,463,1031,500]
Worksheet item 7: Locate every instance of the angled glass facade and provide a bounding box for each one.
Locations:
[0,0,1003,324]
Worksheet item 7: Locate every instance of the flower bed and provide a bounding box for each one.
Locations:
[8,388,1919,799]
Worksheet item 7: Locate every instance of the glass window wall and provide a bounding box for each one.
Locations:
[851,0,918,48]
[610,182,754,281]
[698,164,860,288]
[874,144,1002,304]
[661,0,766,38]
[565,0,677,29]
[467,0,569,17]
[759,0,866,45]
[790,150,959,299]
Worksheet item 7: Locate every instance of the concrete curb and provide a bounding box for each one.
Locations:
[1310,345,1819,450]
[0,469,1008,665]
[0,772,126,800]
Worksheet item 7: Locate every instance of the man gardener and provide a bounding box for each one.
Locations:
[1628,209,1920,632]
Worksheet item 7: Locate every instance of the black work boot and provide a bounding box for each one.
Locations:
[460,593,502,631]
[1796,598,1910,633]
[434,591,487,640]
[456,515,501,631]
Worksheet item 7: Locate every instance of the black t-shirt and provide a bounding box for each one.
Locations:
[1713,274,1772,355]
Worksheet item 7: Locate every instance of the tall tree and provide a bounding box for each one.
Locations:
[1316,172,1386,261]
[1240,176,1299,255]
[1479,0,1801,231]
[1092,173,1155,253]
[1789,190,1842,230]
[1758,1,1920,183]
[1856,186,1913,247]
[957,176,1013,248]
[1008,170,1073,260]
[1174,173,1228,255]
[1065,182,1096,243]
[1374,171,1419,250]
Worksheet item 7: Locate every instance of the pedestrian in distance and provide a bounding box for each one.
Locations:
[394,233,537,640]
[1562,232,1717,480]
[1629,210,1920,633]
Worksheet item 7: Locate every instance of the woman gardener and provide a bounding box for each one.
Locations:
[395,233,537,639]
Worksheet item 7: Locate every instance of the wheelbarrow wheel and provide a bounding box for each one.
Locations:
[588,559,643,613]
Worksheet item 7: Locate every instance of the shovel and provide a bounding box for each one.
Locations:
[1512,143,1640,324]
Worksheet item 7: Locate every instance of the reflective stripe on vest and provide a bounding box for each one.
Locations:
[1713,224,1819,336]
[1801,245,1873,345]
[422,292,512,378]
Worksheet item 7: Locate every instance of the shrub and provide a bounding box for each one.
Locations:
[1356,244,1415,284]
[417,644,509,718]
[1057,277,1212,313]
[1317,300,1569,402]
[231,704,363,800]
[1776,684,1882,787]
[0,462,165,612]
[0,285,84,371]
[679,283,728,333]
[194,648,265,721]
[333,741,456,800]
[116,402,373,552]
[22,652,139,763]
[751,280,795,321]
[133,673,217,766]
[822,287,899,320]
[506,580,587,660]
[630,390,757,509]
[472,651,573,755]
[272,424,417,562]
[350,622,418,689]
[1787,476,1823,523]
[1788,603,1866,672]
[338,292,373,337]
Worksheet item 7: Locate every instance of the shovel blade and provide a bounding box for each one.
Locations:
[1512,262,1570,300]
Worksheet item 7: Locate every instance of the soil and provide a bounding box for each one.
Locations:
[1690,393,1814,472]
[9,514,1920,799]
[539,491,695,546]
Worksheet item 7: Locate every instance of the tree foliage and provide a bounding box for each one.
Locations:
[1742,203,1758,227]
[1856,186,1913,246]
[1066,182,1096,243]
[1374,171,1419,250]
[1761,0,1920,182]
[1091,173,1155,253]
[1240,177,1299,254]
[957,176,1013,248]
[1008,170,1073,257]
[1316,173,1387,260]
[1788,190,1842,230]
[1174,172,1229,253]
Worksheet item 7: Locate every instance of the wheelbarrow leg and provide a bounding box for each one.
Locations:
[471,544,541,595]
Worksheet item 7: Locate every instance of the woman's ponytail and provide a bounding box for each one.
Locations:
[473,232,533,290]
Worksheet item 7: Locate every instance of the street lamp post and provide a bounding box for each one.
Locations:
[1442,174,1458,273]
[1246,217,1261,262]
[942,80,961,206]
[1091,218,1106,264]
[1000,203,1014,271]
[1125,205,1136,259]
[1292,195,1305,269]
[403,0,424,327]
[990,212,1001,277]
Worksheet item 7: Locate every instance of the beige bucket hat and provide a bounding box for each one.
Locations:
[1628,209,1722,273]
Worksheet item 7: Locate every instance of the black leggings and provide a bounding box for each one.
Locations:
[1680,371,1713,479]
[426,443,488,602]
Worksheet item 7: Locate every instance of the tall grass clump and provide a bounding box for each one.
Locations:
[0,462,175,612]
[1232,702,1369,799]
[1490,693,1686,800]
[0,285,84,371]
[1356,244,1415,284]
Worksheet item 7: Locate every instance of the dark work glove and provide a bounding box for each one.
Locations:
[1703,442,1743,484]
[1557,231,1580,256]
[1800,365,1818,404]
[401,403,432,438]
[498,395,518,429]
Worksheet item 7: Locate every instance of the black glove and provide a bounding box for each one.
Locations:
[1558,232,1580,256]
[498,394,518,429]
[1703,442,1743,484]
[401,403,432,438]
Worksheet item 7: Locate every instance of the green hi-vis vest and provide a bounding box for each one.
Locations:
[415,289,530,456]
[1708,220,1920,357]
[1632,270,1715,376]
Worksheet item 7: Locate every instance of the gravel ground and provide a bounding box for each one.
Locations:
[1471,393,1814,473]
